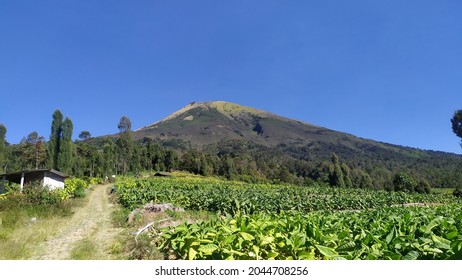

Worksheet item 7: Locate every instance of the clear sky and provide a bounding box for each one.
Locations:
[1,1,461,153]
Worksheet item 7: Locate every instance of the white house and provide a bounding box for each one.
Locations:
[0,169,68,193]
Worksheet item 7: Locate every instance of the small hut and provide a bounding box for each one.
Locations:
[0,169,68,194]
[153,172,172,177]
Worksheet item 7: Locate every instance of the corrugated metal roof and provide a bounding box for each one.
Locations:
[1,169,69,179]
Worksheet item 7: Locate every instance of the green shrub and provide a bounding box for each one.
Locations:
[22,182,61,206]
[73,185,86,198]
[89,177,103,185]
[63,178,89,199]
[454,187,462,198]
[415,179,431,194]
[393,172,417,193]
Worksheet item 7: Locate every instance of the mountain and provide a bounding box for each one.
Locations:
[135,101,381,148]
[113,101,462,188]
[133,101,420,157]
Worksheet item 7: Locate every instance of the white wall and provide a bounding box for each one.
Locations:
[43,174,65,190]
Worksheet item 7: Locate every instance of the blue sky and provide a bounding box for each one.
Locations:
[1,1,461,153]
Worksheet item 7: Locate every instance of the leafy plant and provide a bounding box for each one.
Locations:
[114,177,457,213]
[159,205,462,260]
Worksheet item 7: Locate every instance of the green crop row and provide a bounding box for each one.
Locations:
[114,177,458,213]
[159,204,462,260]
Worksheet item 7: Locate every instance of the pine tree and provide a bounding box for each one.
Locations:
[130,144,141,174]
[48,110,63,169]
[362,172,373,189]
[164,149,177,172]
[116,116,133,174]
[220,155,236,180]
[341,163,353,188]
[48,110,73,173]
[57,117,74,173]
[103,138,117,177]
[329,153,345,187]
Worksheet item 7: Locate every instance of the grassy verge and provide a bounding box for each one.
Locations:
[0,195,88,259]
[70,237,98,260]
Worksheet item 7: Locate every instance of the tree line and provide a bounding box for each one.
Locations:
[0,111,179,179]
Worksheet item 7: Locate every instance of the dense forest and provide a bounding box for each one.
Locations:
[1,109,462,195]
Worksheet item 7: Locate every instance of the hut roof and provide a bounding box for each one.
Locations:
[1,169,69,183]
[153,172,172,177]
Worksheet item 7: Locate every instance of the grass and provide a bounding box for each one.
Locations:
[70,237,98,260]
[432,188,454,195]
[0,195,88,259]
[0,216,64,259]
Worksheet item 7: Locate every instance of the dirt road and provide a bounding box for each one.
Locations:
[31,185,120,260]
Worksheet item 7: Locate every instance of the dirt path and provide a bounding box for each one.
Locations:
[31,184,120,260]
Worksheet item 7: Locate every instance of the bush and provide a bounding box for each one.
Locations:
[22,182,62,206]
[393,172,421,193]
[73,184,86,198]
[89,177,103,185]
[63,178,90,200]
[415,179,431,194]
[3,182,20,193]
[454,187,462,198]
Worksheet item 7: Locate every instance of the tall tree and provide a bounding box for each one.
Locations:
[118,116,132,133]
[451,110,462,197]
[22,131,47,169]
[48,110,74,173]
[78,130,91,140]
[0,124,6,172]
[103,138,117,177]
[164,149,178,172]
[341,163,353,188]
[451,110,462,146]
[130,144,141,174]
[48,110,63,169]
[58,117,74,173]
[329,153,345,187]
[116,116,133,174]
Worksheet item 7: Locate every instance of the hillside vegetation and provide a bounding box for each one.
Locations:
[2,101,462,194]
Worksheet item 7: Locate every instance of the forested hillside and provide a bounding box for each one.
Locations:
[1,102,462,193]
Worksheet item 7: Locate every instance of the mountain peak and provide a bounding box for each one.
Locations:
[139,101,273,130]
[202,101,273,119]
[133,101,333,146]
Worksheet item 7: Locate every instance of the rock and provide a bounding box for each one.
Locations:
[127,203,184,225]
[143,203,184,213]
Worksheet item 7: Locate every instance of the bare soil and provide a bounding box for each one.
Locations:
[30,185,120,260]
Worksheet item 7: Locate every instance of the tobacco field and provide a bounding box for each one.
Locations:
[114,176,462,260]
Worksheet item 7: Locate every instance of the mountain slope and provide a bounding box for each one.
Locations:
[134,101,383,149]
